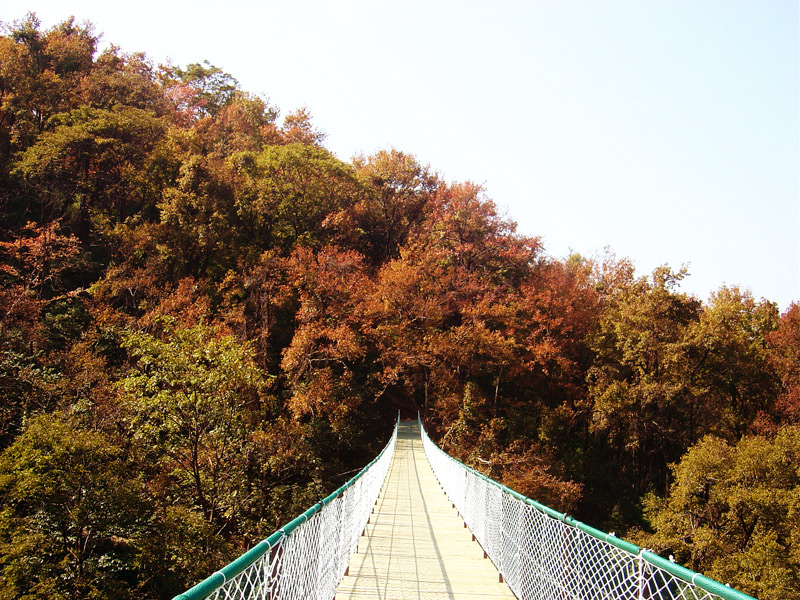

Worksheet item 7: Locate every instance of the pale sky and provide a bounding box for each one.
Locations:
[8,1,800,309]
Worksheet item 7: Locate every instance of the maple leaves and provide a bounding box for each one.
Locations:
[0,221,81,343]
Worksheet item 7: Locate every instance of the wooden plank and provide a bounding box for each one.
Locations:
[336,420,516,600]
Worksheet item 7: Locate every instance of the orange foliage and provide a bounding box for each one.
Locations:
[768,303,800,424]
[0,221,81,348]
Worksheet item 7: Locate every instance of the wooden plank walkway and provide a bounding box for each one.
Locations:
[336,420,516,600]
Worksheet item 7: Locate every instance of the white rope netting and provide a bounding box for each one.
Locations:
[176,415,756,600]
[419,417,754,600]
[174,418,398,600]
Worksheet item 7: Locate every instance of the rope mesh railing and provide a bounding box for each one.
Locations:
[172,416,398,600]
[419,415,759,600]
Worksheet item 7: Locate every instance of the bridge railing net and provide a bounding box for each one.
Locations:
[173,417,399,600]
[419,417,757,600]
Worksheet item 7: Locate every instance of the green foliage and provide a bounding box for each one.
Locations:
[686,286,779,438]
[117,320,271,532]
[232,143,361,252]
[13,105,168,230]
[639,428,800,600]
[586,260,701,509]
[0,413,151,599]
[0,351,61,448]
[156,154,239,280]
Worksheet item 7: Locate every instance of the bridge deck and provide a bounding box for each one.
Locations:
[336,420,516,600]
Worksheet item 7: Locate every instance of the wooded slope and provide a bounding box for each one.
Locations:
[0,14,798,600]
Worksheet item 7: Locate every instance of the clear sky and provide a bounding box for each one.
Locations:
[8,1,800,309]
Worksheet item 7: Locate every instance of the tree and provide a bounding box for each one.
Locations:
[78,46,167,114]
[231,143,360,252]
[638,427,800,600]
[116,320,270,536]
[159,61,238,123]
[0,413,152,599]
[686,286,779,438]
[359,183,587,511]
[767,303,800,425]
[280,107,325,146]
[346,149,439,263]
[0,14,98,159]
[197,92,280,157]
[12,105,169,230]
[281,246,379,433]
[156,153,239,280]
[0,221,82,346]
[586,260,701,513]
[0,221,82,446]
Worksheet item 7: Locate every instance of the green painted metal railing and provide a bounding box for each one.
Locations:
[419,415,759,600]
[171,412,760,600]
[172,415,399,600]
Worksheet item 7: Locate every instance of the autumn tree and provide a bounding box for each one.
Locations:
[0,221,82,446]
[584,259,702,523]
[78,46,168,114]
[767,303,800,425]
[347,149,440,264]
[278,245,396,470]
[388,182,539,422]
[197,92,281,157]
[159,60,238,123]
[363,182,587,510]
[0,14,98,160]
[280,107,326,146]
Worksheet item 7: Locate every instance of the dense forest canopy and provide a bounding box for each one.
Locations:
[0,14,798,600]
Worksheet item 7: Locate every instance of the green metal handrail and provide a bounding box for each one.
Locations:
[172,414,399,600]
[419,415,758,600]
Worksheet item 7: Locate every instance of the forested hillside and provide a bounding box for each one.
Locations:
[0,14,798,600]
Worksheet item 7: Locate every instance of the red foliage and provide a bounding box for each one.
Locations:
[768,303,800,424]
[0,221,81,349]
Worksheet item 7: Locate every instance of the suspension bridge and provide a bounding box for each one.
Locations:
[173,417,758,600]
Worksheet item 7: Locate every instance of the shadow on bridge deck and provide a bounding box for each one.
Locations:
[336,420,516,600]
